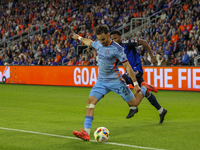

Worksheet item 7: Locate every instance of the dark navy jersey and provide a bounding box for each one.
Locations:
[121,39,143,73]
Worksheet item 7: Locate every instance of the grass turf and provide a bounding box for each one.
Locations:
[0,84,199,150]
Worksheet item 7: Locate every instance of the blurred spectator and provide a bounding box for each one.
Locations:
[161,56,168,66]
[143,55,151,66]
[73,56,79,65]
[170,54,177,66]
[162,39,168,51]
[54,52,62,64]
[19,57,26,65]
[71,47,78,58]
[60,51,68,65]
[181,50,190,66]
[176,52,182,66]
[90,58,97,65]
[83,56,90,65]
[47,58,51,66]
[37,55,44,65]
[30,57,36,65]
[182,26,189,40]
[172,41,179,56]
[164,46,171,60]
[171,31,179,44]
[50,58,56,66]
[186,47,193,58]
[154,50,160,62]
[167,24,176,38]
[67,57,74,65]
[77,56,84,65]
[140,57,144,66]
[0,57,4,65]
[2,53,11,65]
[12,57,19,65]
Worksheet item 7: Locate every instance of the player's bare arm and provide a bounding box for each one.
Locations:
[122,61,141,93]
[72,34,93,46]
[139,39,157,65]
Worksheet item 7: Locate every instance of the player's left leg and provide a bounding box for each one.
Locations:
[139,77,167,123]
[145,91,167,123]
[73,96,98,141]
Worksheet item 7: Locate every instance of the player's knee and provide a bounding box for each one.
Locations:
[86,96,98,106]
[128,98,140,106]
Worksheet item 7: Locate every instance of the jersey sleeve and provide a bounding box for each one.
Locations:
[114,46,128,63]
[90,41,99,49]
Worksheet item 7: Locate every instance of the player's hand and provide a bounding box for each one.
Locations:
[151,56,157,66]
[72,34,79,40]
[134,85,141,94]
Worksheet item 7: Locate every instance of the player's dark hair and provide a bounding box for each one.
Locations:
[110,30,122,36]
[95,25,109,35]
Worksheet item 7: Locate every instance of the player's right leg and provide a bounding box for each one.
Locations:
[73,81,110,141]
[122,73,139,118]
[111,81,147,107]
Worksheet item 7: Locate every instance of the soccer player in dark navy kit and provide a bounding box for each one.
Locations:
[110,30,167,123]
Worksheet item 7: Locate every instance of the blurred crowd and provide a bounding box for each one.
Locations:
[137,0,200,66]
[0,0,199,66]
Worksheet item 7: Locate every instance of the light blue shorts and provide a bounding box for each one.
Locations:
[89,80,134,102]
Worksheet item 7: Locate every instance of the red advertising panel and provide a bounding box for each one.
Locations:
[0,66,199,91]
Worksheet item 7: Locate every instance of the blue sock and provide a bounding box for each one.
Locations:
[84,116,94,129]
[141,87,147,97]
[146,92,161,110]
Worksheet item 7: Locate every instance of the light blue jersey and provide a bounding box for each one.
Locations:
[90,40,134,102]
[91,40,128,82]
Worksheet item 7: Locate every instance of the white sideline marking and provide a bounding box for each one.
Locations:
[0,127,166,150]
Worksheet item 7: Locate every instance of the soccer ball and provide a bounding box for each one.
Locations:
[94,127,110,142]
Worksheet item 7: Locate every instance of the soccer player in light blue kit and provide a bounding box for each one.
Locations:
[72,25,154,141]
[110,30,167,123]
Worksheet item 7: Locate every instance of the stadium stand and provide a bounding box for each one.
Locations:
[0,0,199,66]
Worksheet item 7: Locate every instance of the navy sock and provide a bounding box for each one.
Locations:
[146,92,161,110]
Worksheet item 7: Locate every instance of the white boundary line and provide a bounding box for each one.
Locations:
[0,127,166,150]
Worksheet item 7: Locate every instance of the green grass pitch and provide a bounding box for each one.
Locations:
[0,84,199,150]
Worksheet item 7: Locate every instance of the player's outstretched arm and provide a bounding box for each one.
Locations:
[72,34,93,46]
[139,39,157,65]
[122,61,141,93]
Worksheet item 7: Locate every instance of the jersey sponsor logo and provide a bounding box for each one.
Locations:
[105,50,110,55]
[98,53,110,59]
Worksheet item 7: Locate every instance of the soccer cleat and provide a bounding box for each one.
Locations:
[72,129,90,141]
[159,108,167,123]
[141,82,158,93]
[126,107,138,119]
